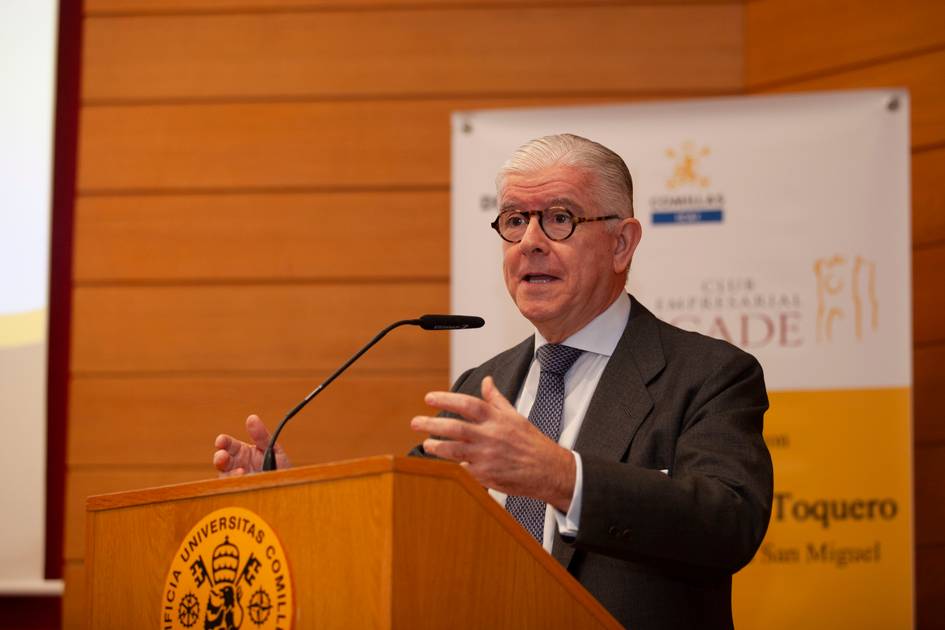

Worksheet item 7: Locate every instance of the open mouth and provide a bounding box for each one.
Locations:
[523,273,559,284]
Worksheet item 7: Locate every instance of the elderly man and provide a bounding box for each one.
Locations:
[214,134,773,629]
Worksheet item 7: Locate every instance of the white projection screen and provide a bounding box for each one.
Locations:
[0,0,62,594]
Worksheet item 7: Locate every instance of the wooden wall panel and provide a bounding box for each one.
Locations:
[913,147,945,248]
[68,374,445,466]
[917,545,945,630]
[746,0,945,87]
[74,191,450,281]
[78,100,450,192]
[914,245,945,346]
[915,444,945,548]
[914,345,945,444]
[83,5,743,101]
[85,0,728,15]
[763,49,945,149]
[71,283,449,373]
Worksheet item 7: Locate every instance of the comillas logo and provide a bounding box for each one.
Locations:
[650,141,725,226]
[665,141,711,189]
[161,507,294,630]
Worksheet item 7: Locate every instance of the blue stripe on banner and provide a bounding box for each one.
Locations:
[651,209,724,225]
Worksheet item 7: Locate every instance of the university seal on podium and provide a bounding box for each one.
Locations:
[161,507,294,629]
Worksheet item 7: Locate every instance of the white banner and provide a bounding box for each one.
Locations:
[450,91,910,391]
[450,91,912,627]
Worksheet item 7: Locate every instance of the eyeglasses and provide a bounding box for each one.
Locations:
[491,207,619,243]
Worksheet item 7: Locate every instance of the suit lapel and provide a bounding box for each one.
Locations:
[552,296,666,567]
[573,297,665,458]
[489,336,534,404]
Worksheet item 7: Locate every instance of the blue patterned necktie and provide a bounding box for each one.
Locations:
[506,343,584,543]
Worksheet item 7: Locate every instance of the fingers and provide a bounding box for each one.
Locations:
[215,433,245,459]
[423,377,513,422]
[212,448,231,472]
[244,414,273,451]
[410,415,475,441]
[213,416,269,477]
[423,391,490,422]
[422,438,469,462]
[212,449,246,477]
[480,376,516,412]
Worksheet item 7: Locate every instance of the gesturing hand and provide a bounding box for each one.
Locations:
[410,376,576,512]
[212,414,290,476]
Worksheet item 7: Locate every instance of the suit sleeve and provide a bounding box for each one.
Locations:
[573,351,773,573]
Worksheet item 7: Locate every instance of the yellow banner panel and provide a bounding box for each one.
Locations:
[734,387,913,628]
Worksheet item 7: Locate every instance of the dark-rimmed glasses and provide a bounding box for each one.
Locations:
[491,207,619,243]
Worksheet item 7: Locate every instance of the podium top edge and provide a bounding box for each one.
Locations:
[85,455,460,512]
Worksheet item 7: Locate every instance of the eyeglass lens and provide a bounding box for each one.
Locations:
[497,208,574,241]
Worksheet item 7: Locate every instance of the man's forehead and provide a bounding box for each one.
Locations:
[498,165,597,205]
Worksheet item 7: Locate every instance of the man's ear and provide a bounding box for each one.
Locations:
[613,217,642,274]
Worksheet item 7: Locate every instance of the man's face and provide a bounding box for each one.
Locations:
[498,165,640,342]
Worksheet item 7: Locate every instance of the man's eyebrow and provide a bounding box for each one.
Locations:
[548,197,581,209]
[498,197,583,212]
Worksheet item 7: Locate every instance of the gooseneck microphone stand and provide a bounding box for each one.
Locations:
[261,315,484,471]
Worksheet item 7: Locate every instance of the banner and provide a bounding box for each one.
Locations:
[450,90,912,627]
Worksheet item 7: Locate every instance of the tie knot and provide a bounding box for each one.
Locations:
[535,344,584,376]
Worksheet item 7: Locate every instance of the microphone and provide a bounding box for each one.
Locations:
[261,314,485,471]
[418,314,485,330]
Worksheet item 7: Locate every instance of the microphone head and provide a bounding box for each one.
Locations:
[418,314,485,330]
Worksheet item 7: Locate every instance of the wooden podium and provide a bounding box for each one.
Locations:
[85,455,620,628]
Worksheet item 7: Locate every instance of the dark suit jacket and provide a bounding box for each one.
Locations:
[414,297,773,629]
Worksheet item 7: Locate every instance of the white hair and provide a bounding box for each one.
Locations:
[496,133,634,218]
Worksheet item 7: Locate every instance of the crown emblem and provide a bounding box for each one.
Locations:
[211,536,240,585]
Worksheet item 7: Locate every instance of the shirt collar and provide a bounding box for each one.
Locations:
[533,292,630,358]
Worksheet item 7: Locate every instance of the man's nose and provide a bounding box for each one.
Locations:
[518,214,549,252]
